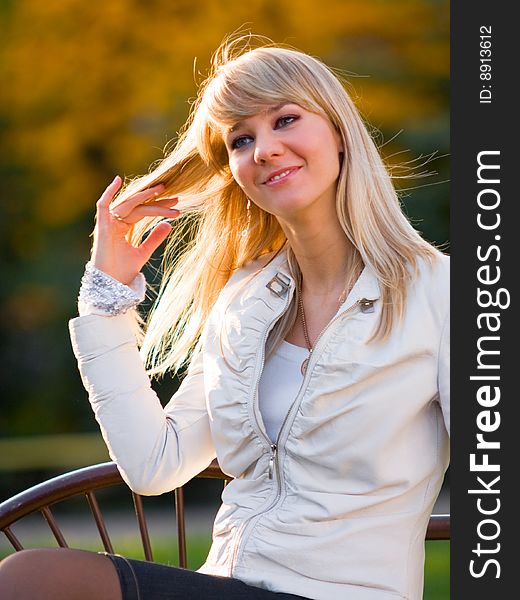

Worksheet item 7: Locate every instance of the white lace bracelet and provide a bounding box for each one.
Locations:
[78,262,146,317]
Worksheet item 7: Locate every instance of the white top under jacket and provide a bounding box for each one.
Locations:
[258,340,307,443]
[69,249,450,600]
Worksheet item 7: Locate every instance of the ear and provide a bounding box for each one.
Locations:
[337,137,344,161]
[334,127,344,153]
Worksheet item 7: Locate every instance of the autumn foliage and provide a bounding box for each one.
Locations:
[0,0,449,438]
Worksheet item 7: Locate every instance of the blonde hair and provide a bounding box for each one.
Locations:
[118,35,440,377]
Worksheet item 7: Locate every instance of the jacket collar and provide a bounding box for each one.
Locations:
[262,248,381,313]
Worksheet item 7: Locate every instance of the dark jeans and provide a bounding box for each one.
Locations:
[105,554,312,600]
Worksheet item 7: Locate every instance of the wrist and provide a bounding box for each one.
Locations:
[78,262,146,317]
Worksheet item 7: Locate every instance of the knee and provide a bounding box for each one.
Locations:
[0,549,77,599]
[0,548,121,600]
[0,550,46,598]
[0,549,34,578]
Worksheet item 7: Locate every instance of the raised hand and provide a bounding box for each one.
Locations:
[91,176,180,285]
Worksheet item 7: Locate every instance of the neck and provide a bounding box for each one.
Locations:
[278,209,359,296]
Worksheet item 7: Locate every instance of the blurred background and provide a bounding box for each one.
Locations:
[0,0,449,595]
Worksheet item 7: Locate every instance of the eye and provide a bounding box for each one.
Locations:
[230,135,253,150]
[275,115,299,128]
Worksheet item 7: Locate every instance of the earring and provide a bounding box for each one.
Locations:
[241,198,252,237]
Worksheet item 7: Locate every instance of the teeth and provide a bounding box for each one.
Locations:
[269,170,291,182]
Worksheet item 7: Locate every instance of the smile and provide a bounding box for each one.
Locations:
[263,167,301,186]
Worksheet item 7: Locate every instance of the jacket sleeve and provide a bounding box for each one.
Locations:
[69,312,216,495]
[437,310,450,437]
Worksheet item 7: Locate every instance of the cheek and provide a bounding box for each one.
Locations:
[229,158,251,190]
[228,156,240,181]
[309,144,341,179]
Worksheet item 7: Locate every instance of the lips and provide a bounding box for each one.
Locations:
[262,166,301,185]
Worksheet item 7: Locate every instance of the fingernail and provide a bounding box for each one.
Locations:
[113,175,120,183]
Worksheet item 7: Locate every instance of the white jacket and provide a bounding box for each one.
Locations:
[69,250,450,600]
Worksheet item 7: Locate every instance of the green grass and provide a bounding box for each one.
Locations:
[0,434,110,472]
[1,535,449,598]
[424,541,450,599]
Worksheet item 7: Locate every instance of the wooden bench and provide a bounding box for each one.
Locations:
[0,461,450,567]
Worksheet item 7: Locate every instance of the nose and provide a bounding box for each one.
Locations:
[253,130,284,164]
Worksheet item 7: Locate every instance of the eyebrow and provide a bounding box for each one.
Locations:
[228,103,290,133]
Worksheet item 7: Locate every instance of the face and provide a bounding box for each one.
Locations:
[223,103,343,222]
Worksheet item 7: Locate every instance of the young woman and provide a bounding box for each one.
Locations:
[0,36,449,600]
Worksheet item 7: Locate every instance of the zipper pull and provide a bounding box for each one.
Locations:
[268,444,277,479]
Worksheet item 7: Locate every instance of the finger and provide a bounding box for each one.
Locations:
[120,205,180,225]
[121,196,179,213]
[108,198,177,225]
[145,197,179,208]
[97,176,122,210]
[109,197,178,223]
[110,184,167,218]
[138,222,174,262]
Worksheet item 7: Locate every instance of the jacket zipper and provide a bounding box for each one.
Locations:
[267,444,278,479]
[228,287,292,575]
[265,296,373,480]
[230,295,376,574]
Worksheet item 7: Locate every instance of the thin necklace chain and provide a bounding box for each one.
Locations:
[299,288,313,352]
[297,274,355,374]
